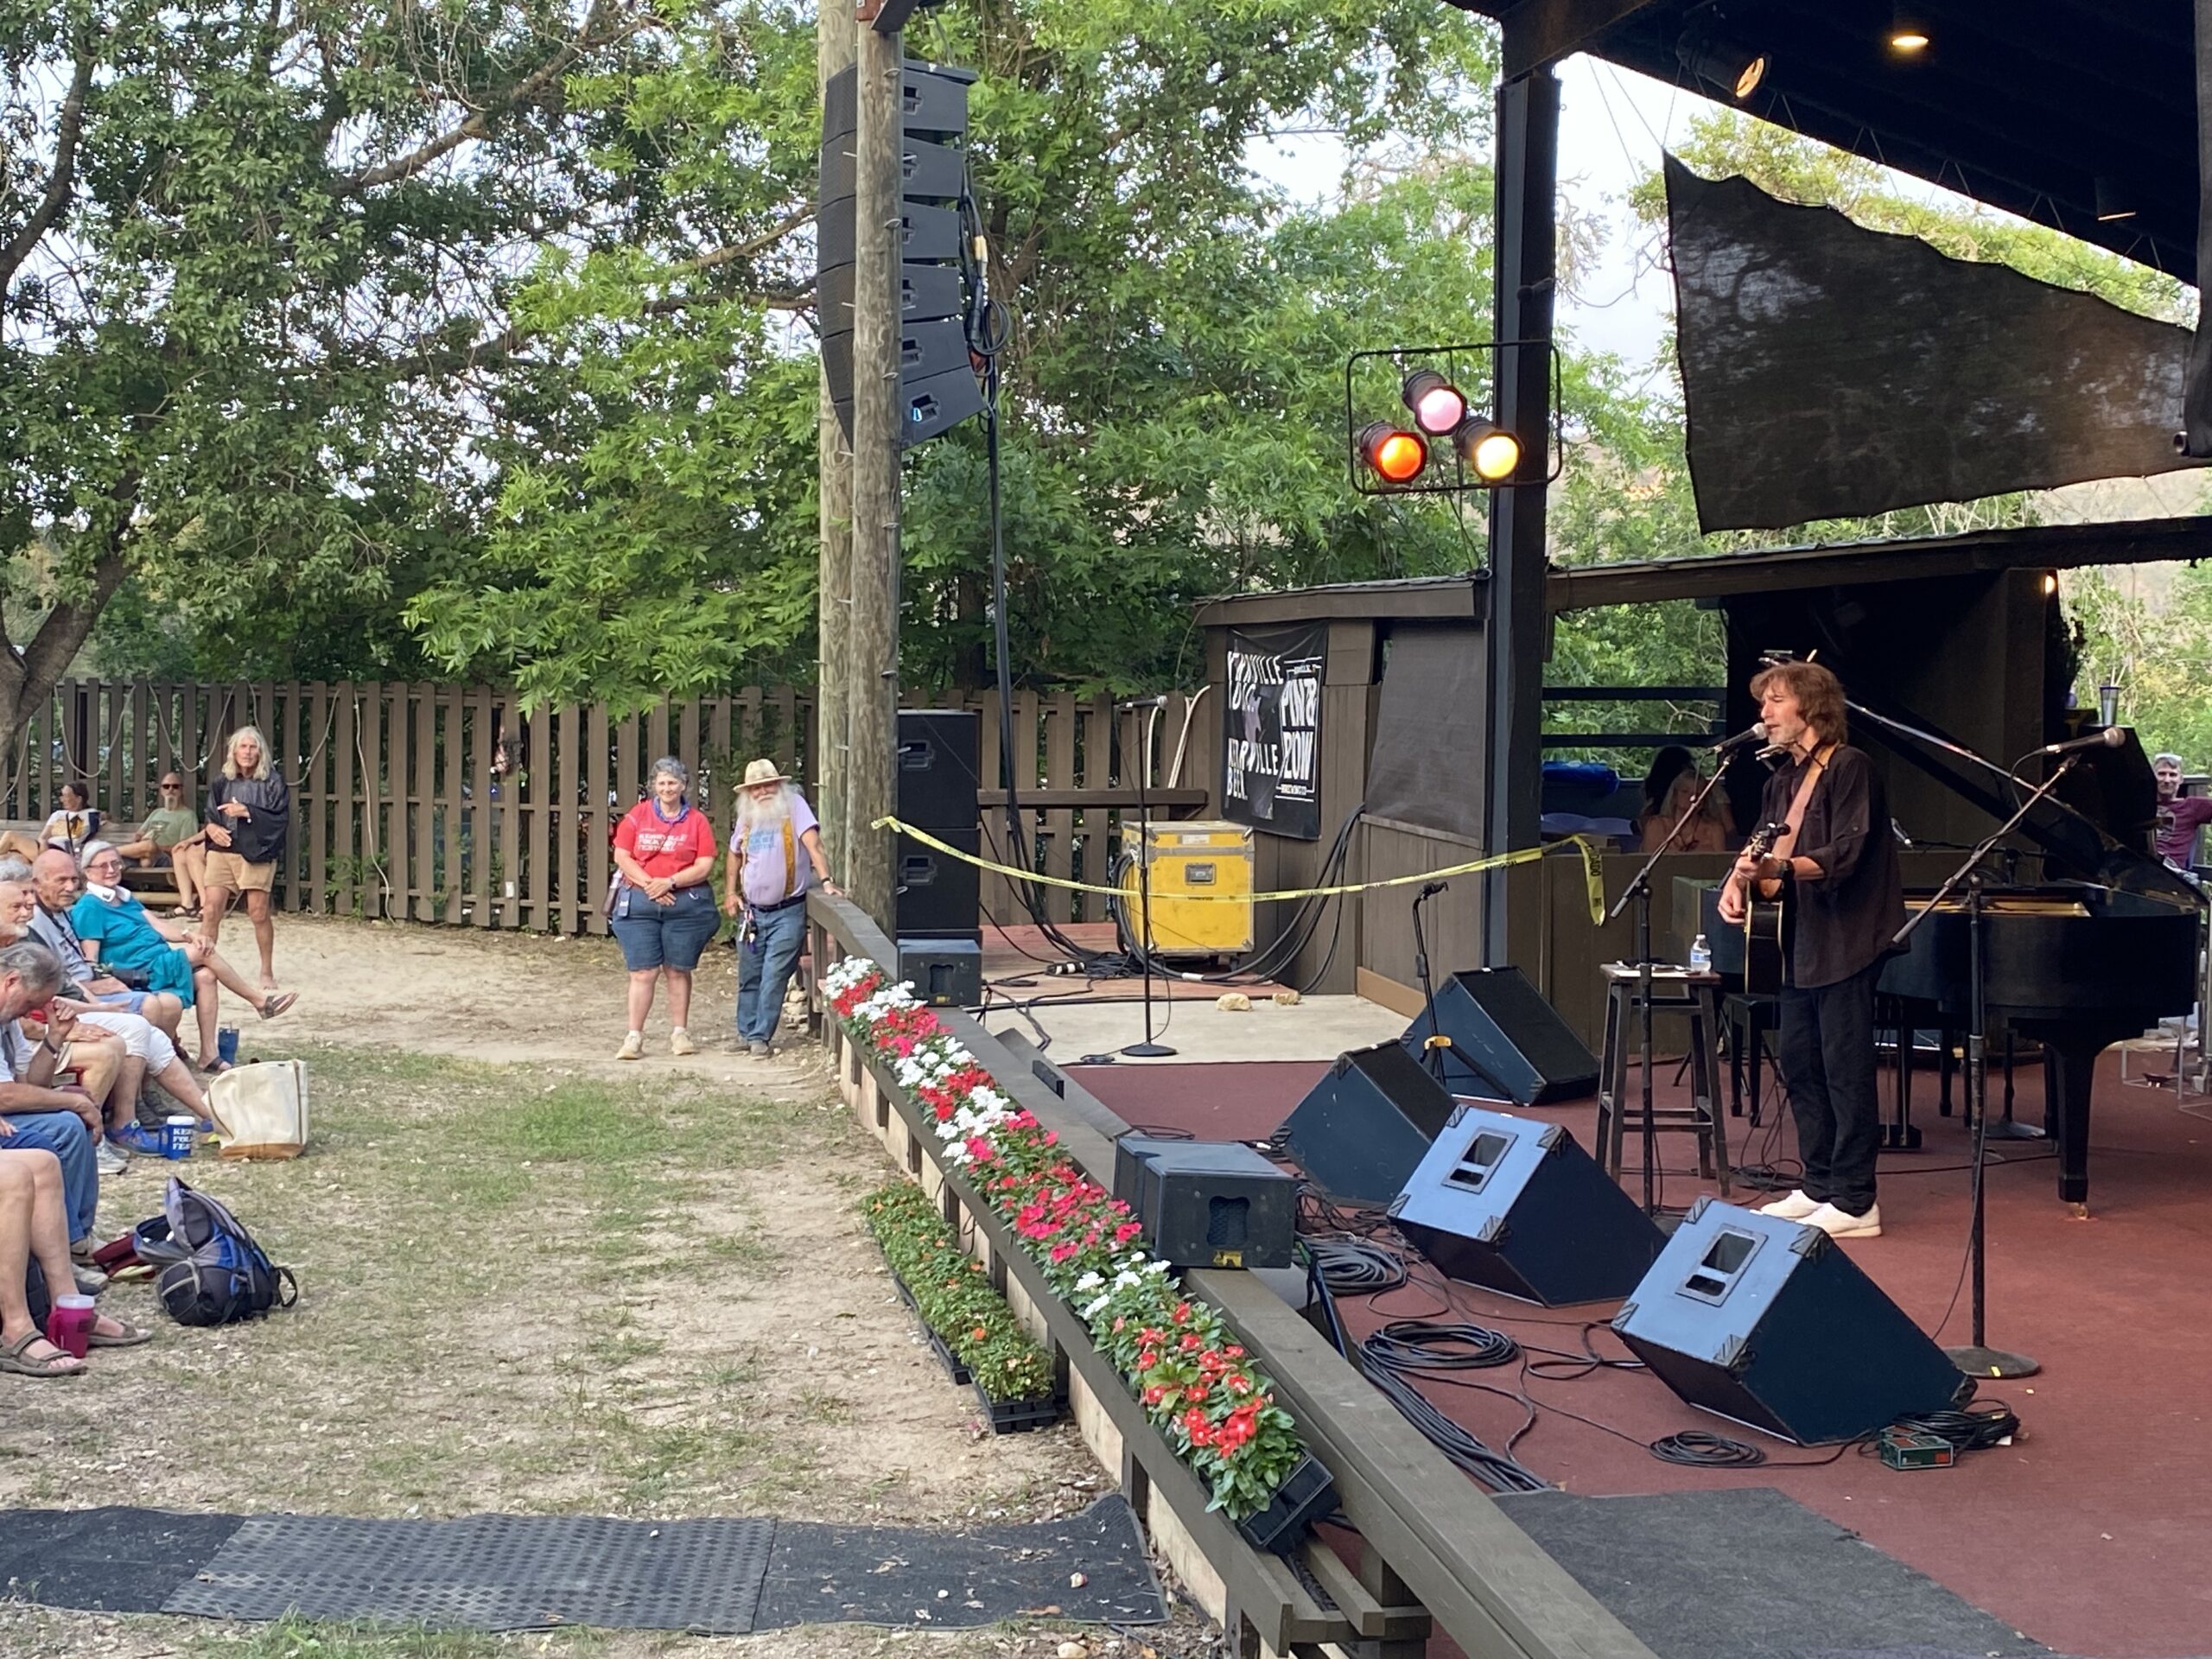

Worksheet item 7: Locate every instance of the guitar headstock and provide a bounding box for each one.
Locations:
[1745,820,1789,858]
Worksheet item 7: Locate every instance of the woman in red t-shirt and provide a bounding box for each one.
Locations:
[609,757,720,1060]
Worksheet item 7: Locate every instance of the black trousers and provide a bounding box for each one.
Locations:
[1777,958,1883,1216]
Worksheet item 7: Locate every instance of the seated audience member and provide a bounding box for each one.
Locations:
[72,843,296,1072]
[1637,745,1737,854]
[0,782,101,865]
[0,939,109,1278]
[0,866,214,1158]
[115,773,207,916]
[28,850,186,1045]
[0,1147,148,1376]
[2152,753,2212,870]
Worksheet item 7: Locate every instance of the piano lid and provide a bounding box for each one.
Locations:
[1847,700,2199,909]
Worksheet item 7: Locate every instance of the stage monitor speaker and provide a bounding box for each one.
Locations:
[1279,1041,1457,1206]
[894,825,980,938]
[897,709,980,830]
[1612,1198,1973,1445]
[897,936,981,1007]
[1111,1135,1295,1270]
[1387,1104,1665,1306]
[1401,967,1599,1104]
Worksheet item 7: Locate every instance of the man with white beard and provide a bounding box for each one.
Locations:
[722,760,837,1057]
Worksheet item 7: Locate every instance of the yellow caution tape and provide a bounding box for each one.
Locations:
[873,817,1609,925]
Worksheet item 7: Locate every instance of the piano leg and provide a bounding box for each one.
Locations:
[2026,1023,2143,1212]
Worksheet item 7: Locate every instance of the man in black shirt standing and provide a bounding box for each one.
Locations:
[1718,660,1904,1237]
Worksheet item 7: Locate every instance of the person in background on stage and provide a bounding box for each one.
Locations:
[2151,753,2212,870]
[724,760,837,1060]
[1717,659,1903,1239]
[1637,745,1737,854]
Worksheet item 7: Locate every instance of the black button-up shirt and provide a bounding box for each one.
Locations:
[1757,743,1905,990]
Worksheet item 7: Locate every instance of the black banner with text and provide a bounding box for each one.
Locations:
[1222,624,1325,841]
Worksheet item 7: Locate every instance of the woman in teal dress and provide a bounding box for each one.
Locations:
[70,842,296,1068]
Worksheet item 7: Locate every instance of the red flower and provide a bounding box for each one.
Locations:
[1172,1302,1192,1324]
[970,1327,988,1342]
[1114,1223,1143,1244]
[1049,1242,1078,1263]
[1137,1350,1158,1370]
[1179,1333,1203,1352]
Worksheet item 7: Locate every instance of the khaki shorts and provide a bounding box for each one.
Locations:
[203,850,276,893]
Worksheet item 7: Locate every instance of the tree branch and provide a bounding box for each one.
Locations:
[332,0,633,194]
[0,44,97,300]
[21,472,142,696]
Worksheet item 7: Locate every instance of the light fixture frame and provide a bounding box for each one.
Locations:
[1886,5,1931,53]
[1345,340,1563,497]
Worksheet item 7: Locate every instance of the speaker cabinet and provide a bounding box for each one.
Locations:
[895,825,980,938]
[897,937,981,1007]
[1401,967,1599,1105]
[1612,1198,1972,1445]
[1387,1104,1665,1306]
[1111,1135,1295,1270]
[1279,1042,1458,1206]
[897,709,980,830]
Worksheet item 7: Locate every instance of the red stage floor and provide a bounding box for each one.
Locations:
[1072,1050,2212,1659]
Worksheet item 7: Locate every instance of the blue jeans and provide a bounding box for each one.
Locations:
[737,901,808,1045]
[2,1110,97,1244]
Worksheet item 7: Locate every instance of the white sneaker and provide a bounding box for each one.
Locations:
[1758,1189,1821,1221]
[614,1031,645,1061]
[95,1141,129,1178]
[1802,1201,1882,1238]
[670,1027,697,1057]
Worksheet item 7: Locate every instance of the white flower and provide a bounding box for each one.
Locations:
[1144,1259,1173,1276]
[1112,1269,1143,1290]
[1081,1294,1112,1320]
[1074,1271,1104,1293]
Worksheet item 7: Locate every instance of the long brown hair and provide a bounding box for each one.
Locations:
[1750,659,1848,747]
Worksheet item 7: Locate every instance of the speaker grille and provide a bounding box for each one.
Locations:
[1206,1196,1249,1249]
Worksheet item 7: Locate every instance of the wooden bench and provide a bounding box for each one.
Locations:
[0,817,186,908]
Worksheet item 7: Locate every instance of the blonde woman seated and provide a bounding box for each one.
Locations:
[1637,746,1737,855]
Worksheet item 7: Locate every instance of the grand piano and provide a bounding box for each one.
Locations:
[1697,723,2201,1210]
[1876,728,2201,1210]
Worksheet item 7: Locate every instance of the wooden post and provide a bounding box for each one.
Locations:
[847,14,902,929]
[1482,60,1560,966]
[817,0,858,875]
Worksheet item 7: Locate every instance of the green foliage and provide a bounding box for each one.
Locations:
[862,1179,1057,1405]
[2062,564,2212,765]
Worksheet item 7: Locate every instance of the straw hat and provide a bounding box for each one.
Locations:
[741,759,787,786]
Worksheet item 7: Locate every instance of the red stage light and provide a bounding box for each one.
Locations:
[1401,369,1467,436]
[1359,423,1428,484]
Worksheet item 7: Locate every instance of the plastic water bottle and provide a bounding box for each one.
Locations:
[1688,933,1713,975]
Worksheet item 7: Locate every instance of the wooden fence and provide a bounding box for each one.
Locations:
[1,680,1212,936]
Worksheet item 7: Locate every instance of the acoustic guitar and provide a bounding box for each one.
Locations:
[1738,820,1793,996]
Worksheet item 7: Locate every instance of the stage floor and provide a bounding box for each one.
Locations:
[1071,1044,2212,1659]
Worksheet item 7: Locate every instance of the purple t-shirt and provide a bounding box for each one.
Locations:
[730,790,819,907]
[2155,793,2212,865]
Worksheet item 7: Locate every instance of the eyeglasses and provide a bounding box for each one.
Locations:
[159,783,182,791]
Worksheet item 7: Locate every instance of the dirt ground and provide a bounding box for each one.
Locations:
[0,916,1219,1658]
[248,912,799,1072]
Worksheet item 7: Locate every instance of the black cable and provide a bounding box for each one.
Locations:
[1306,1236,1407,1295]
[1891,1401,2018,1454]
[1355,1319,1551,1493]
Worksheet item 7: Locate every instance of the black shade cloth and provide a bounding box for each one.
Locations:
[2187,0,2212,456]
[1222,623,1325,841]
[1666,155,2199,531]
[1364,623,1485,840]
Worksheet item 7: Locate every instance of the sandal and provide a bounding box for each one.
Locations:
[257,992,298,1020]
[88,1317,152,1349]
[199,1058,233,1075]
[0,1329,84,1377]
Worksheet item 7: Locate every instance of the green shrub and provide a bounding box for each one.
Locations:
[862,1181,1057,1406]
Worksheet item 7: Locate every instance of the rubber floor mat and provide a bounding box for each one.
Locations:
[0,1507,245,1612]
[754,1495,1165,1630]
[162,1512,776,1632]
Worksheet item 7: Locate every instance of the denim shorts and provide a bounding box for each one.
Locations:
[610,884,721,971]
[94,989,153,1015]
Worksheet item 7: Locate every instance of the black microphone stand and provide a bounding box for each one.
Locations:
[1412,881,1449,1084]
[1121,702,1175,1058]
[1892,753,2080,1381]
[1606,750,1741,1217]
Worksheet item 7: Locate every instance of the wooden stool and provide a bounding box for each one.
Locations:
[1596,962,1730,1193]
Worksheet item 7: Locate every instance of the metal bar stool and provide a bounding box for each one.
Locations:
[1595,962,1731,1194]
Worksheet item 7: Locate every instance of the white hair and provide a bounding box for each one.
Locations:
[734,781,796,833]
[223,725,272,780]
[79,840,120,869]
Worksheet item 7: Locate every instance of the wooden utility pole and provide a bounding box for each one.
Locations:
[816,0,856,872]
[845,10,902,927]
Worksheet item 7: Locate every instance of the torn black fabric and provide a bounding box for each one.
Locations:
[1666,155,2199,531]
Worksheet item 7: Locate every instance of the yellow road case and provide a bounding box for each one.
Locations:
[1119,820,1255,957]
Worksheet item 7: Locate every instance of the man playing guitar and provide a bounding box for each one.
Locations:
[1717,659,1904,1238]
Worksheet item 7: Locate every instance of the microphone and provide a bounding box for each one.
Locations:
[1419,880,1449,899]
[1116,695,1170,710]
[1892,818,1914,847]
[2035,726,2128,757]
[1713,721,1769,753]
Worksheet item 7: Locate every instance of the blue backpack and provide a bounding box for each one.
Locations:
[132,1177,297,1326]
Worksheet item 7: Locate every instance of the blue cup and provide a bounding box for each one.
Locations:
[162,1116,196,1159]
[217,1027,238,1066]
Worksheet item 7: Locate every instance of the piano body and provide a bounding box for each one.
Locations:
[1694,721,2201,1210]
